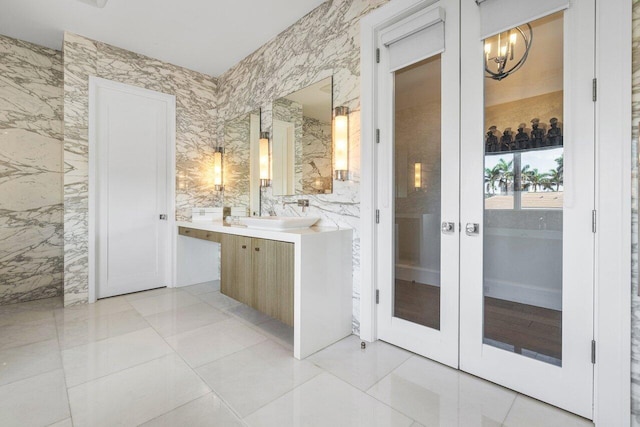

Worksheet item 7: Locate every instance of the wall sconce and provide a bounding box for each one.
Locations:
[259,131,271,187]
[213,147,224,191]
[414,162,423,191]
[333,106,349,181]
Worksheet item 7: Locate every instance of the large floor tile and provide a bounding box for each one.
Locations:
[56,308,149,350]
[180,281,220,296]
[128,290,201,316]
[68,353,210,427]
[144,302,229,337]
[0,369,70,427]
[367,356,516,426]
[0,339,61,386]
[141,392,243,427]
[196,340,323,417]
[308,335,411,390]
[0,318,57,351]
[503,395,594,427]
[0,304,56,327]
[54,296,134,323]
[226,303,273,325]
[165,317,267,367]
[251,318,294,349]
[196,290,241,311]
[49,418,73,427]
[245,372,413,427]
[124,286,176,302]
[61,327,173,387]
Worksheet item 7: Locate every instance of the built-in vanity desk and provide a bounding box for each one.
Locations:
[176,220,353,360]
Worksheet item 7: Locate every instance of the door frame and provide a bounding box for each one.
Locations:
[88,76,177,303]
[359,0,631,424]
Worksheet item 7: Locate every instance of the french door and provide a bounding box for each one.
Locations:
[375,0,595,418]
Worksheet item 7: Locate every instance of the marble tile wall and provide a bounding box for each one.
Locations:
[223,111,255,209]
[272,97,304,195]
[217,0,388,332]
[63,32,219,306]
[301,116,332,194]
[0,35,64,305]
[631,1,640,423]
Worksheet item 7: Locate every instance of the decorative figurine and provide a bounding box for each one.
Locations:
[531,118,545,148]
[515,123,530,150]
[500,128,513,151]
[486,125,499,153]
[547,117,563,146]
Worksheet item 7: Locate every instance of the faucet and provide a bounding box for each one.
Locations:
[282,199,310,213]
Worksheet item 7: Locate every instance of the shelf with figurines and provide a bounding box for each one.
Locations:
[484,117,563,155]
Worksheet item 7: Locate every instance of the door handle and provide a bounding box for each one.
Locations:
[441,222,455,234]
[159,214,167,220]
[465,223,479,236]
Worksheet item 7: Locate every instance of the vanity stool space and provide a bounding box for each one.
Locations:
[176,220,353,359]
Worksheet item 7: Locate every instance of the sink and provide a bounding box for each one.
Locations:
[238,216,320,230]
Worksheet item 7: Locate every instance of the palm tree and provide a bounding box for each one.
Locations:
[527,168,546,192]
[496,158,513,194]
[484,165,501,195]
[520,164,532,192]
[547,169,563,192]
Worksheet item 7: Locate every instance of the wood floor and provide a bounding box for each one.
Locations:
[394,280,562,363]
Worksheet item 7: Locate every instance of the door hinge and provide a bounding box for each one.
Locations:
[375,209,380,224]
[376,289,380,304]
[375,129,380,144]
[592,210,597,233]
[376,48,380,64]
[592,78,597,102]
[591,340,596,364]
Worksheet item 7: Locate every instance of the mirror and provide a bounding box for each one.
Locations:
[223,109,261,214]
[271,77,333,195]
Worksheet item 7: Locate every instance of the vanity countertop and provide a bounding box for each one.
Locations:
[176,220,347,244]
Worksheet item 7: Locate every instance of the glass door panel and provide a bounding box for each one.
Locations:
[482,11,564,366]
[394,55,442,331]
[460,0,594,417]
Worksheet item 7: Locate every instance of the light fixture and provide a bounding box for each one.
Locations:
[213,147,224,191]
[333,106,349,181]
[259,132,271,187]
[414,162,423,191]
[484,24,532,81]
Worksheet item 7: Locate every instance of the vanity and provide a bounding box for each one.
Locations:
[176,220,353,360]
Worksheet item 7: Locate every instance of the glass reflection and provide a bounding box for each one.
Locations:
[393,55,442,330]
[483,11,564,366]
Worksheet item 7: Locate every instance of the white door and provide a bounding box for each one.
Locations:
[459,0,595,418]
[373,0,595,417]
[93,79,175,299]
[375,0,460,368]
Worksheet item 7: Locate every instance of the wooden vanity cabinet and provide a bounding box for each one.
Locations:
[221,235,294,326]
[220,234,252,304]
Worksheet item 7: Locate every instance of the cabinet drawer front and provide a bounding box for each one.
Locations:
[178,226,221,243]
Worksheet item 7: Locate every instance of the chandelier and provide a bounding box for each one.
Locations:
[484,24,533,81]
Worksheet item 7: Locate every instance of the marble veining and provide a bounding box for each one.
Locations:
[301,116,332,194]
[223,111,255,209]
[631,1,640,423]
[63,32,219,306]
[217,0,388,332]
[0,35,63,305]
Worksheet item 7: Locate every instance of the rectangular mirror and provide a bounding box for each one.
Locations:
[271,76,333,195]
[224,109,261,214]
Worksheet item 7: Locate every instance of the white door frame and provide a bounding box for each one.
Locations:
[359,0,631,424]
[88,76,177,303]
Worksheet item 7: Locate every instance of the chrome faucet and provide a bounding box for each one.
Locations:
[282,199,310,213]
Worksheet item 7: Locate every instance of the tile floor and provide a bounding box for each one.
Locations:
[0,281,594,427]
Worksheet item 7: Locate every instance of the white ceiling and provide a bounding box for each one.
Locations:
[0,0,327,77]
